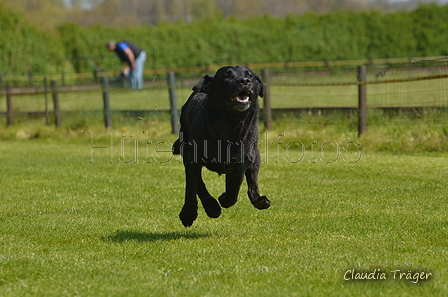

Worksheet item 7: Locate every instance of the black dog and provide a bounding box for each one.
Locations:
[172,65,271,227]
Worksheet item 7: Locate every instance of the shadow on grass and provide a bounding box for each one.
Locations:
[102,230,210,243]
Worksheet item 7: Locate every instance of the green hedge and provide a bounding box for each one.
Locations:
[2,3,448,75]
[0,4,65,75]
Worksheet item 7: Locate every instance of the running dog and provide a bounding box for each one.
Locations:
[172,65,271,227]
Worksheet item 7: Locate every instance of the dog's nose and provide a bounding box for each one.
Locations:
[239,77,251,85]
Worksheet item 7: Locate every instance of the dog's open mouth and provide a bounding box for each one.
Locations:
[227,91,252,104]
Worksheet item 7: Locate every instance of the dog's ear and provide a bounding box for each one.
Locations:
[192,74,214,93]
[254,73,264,98]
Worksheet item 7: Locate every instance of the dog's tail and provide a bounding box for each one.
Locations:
[172,139,181,155]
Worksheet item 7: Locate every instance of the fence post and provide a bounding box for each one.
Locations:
[368,57,375,71]
[44,77,50,125]
[0,72,4,90]
[284,60,290,72]
[28,71,34,87]
[6,84,13,126]
[167,72,178,134]
[262,69,272,130]
[325,59,331,72]
[357,65,367,137]
[408,56,414,76]
[51,80,61,127]
[102,76,111,129]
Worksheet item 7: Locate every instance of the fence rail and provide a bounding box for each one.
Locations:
[1,56,447,88]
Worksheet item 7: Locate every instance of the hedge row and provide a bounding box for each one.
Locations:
[0,4,64,75]
[1,3,448,75]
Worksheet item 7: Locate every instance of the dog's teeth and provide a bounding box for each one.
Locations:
[229,94,249,103]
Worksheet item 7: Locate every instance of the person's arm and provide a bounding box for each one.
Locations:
[123,48,136,70]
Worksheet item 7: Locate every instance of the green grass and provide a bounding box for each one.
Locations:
[1,108,448,154]
[1,133,447,296]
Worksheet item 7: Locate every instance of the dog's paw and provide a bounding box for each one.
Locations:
[253,196,271,210]
[218,193,237,208]
[202,197,222,218]
[179,207,198,227]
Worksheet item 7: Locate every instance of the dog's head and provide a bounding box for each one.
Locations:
[193,66,264,113]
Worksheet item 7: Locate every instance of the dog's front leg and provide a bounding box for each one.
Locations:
[245,162,271,210]
[197,174,222,219]
[218,173,245,208]
[179,163,201,227]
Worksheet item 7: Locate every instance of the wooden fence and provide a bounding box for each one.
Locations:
[2,65,448,137]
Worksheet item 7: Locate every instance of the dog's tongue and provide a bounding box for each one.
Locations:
[236,94,249,102]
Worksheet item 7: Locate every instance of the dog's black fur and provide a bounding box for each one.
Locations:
[172,65,271,227]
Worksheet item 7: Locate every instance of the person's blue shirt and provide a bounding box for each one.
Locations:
[116,42,129,53]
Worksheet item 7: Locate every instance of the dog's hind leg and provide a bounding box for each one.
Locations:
[197,173,221,219]
[245,162,271,210]
[179,164,201,227]
[218,173,245,208]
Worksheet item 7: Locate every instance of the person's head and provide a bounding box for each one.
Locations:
[106,41,116,51]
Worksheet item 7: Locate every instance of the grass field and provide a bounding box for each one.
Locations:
[1,133,447,296]
[0,69,447,296]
